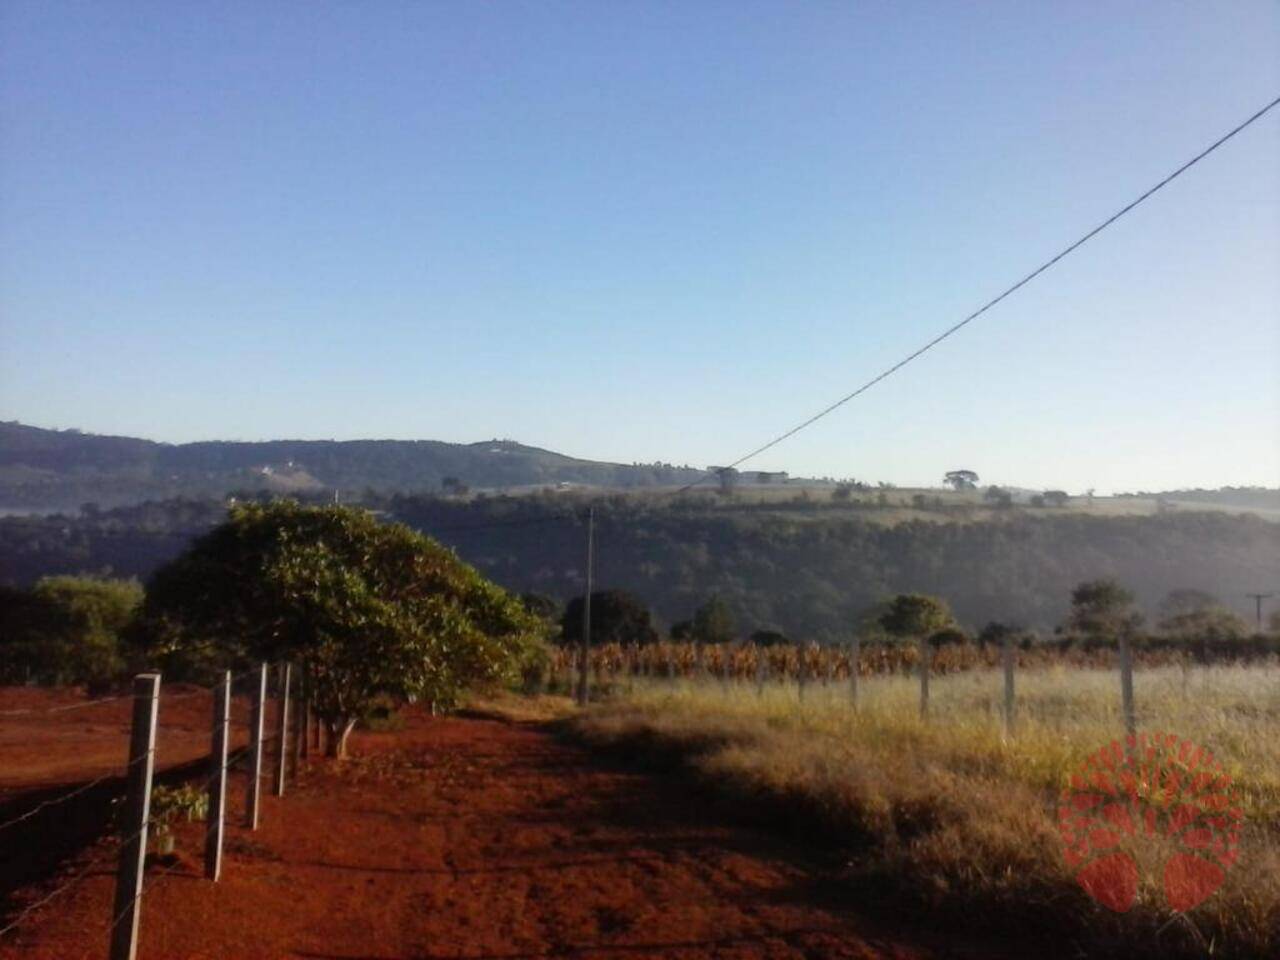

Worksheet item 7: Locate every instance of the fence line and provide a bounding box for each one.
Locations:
[549,637,1174,746]
[0,752,150,836]
[0,660,310,957]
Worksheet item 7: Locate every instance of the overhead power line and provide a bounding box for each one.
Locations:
[678,93,1280,493]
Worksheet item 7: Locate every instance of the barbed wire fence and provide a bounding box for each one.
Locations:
[0,661,317,960]
[540,635,1228,744]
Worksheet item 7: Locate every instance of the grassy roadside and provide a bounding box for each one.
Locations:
[565,668,1280,959]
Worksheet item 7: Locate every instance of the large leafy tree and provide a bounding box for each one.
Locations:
[561,589,657,647]
[140,502,544,757]
[1067,579,1143,640]
[943,470,979,491]
[879,593,954,641]
[1156,589,1246,643]
[0,577,140,688]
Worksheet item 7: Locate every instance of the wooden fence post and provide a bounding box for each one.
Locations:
[849,636,860,710]
[275,662,291,796]
[204,670,230,881]
[246,663,267,829]
[1002,634,1015,738]
[109,673,160,960]
[1118,632,1136,738]
[918,636,930,719]
[797,645,808,703]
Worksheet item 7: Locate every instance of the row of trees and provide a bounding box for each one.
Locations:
[5,495,1276,641]
[0,503,548,757]
[529,580,1272,652]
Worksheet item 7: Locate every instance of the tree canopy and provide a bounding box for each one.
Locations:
[944,470,979,491]
[0,576,140,688]
[879,593,954,640]
[140,502,545,756]
[560,589,658,647]
[1156,589,1246,642]
[1068,579,1143,639]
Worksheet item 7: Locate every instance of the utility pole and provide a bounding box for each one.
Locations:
[1246,592,1274,631]
[575,507,595,706]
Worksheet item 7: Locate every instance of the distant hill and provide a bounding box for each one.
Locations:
[0,422,706,509]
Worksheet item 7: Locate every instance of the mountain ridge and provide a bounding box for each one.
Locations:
[0,421,707,509]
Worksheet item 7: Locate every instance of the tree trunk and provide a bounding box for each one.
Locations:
[324,717,358,759]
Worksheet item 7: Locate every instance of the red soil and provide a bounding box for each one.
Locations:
[0,684,257,793]
[2,698,1016,960]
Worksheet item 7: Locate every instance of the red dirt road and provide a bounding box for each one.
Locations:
[2,708,1004,959]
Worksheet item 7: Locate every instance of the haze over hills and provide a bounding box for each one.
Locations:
[3,422,1279,518]
[0,422,707,509]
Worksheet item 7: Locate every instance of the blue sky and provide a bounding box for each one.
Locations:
[2,1,1277,494]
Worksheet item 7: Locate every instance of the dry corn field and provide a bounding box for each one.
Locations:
[565,658,1280,959]
[545,639,1276,686]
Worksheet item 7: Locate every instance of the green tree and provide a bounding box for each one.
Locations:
[0,577,140,688]
[519,592,560,620]
[944,470,979,491]
[1067,579,1142,639]
[1157,589,1246,643]
[140,503,543,758]
[878,594,954,642]
[692,596,735,645]
[560,589,658,646]
[977,621,1026,649]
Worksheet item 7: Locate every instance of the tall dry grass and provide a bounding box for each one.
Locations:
[573,665,1280,958]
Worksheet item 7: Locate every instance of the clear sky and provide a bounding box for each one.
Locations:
[2,1,1277,494]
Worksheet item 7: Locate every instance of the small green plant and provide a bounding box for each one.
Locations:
[150,783,208,854]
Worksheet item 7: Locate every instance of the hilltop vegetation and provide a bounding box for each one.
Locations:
[3,491,1277,640]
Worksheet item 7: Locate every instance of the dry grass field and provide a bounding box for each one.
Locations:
[574,666,1280,958]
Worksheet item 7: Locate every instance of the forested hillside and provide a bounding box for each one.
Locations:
[0,422,705,508]
[3,492,1276,640]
